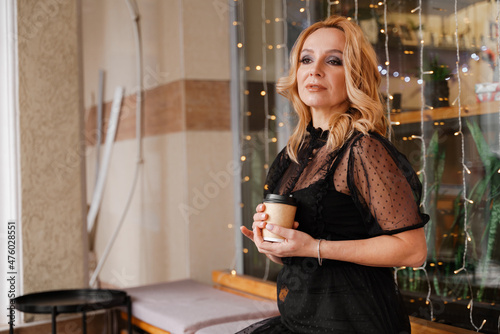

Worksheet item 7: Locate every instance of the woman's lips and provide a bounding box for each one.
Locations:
[305,83,326,92]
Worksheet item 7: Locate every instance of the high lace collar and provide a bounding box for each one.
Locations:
[306,122,329,142]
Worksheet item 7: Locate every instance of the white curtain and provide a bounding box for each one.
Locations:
[0,0,21,326]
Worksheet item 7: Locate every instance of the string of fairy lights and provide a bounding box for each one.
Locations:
[452,0,486,330]
[410,0,434,321]
[261,0,271,281]
[231,0,496,330]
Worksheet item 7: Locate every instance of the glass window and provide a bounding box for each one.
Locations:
[232,0,500,332]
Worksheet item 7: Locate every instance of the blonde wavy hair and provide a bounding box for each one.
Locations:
[277,15,388,163]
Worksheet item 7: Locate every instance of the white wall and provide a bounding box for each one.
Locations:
[82,0,235,287]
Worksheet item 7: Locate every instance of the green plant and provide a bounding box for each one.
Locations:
[424,56,451,82]
[464,120,500,300]
[398,122,500,304]
[438,121,500,301]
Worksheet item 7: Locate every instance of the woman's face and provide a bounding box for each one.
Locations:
[297,28,349,116]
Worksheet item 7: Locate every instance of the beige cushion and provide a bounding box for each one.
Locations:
[125,279,279,334]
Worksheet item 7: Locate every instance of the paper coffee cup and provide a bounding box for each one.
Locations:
[262,194,297,242]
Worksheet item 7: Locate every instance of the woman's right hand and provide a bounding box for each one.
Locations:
[240,203,299,265]
[240,203,268,242]
[241,203,284,264]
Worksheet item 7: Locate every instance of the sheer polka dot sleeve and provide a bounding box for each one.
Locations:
[347,133,429,236]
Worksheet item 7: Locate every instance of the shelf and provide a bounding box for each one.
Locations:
[390,101,500,125]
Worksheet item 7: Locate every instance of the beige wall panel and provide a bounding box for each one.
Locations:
[161,132,191,281]
[185,131,236,284]
[82,0,183,109]
[89,133,189,287]
[17,0,86,297]
[182,0,230,80]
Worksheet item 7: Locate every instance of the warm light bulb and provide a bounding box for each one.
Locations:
[270,115,276,120]
[299,8,305,12]
[260,91,266,96]
[271,138,277,143]
[256,65,262,70]
[243,248,249,254]
[245,66,250,71]
[240,156,246,161]
[231,270,237,276]
[228,224,233,228]
[237,43,243,48]
[244,90,249,95]
[278,122,284,127]
[245,135,251,140]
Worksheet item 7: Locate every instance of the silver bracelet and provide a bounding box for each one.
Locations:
[317,239,323,266]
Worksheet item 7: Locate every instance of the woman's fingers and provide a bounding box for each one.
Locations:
[256,203,266,212]
[253,211,268,222]
[240,226,254,241]
[252,221,266,229]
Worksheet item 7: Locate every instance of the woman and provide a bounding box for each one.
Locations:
[239,15,429,334]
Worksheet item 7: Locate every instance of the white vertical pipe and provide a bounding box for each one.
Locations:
[87,87,124,234]
[89,0,143,287]
[95,69,105,186]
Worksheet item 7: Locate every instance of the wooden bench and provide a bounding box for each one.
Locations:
[120,270,476,334]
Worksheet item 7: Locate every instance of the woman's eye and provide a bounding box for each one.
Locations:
[327,57,342,66]
[299,57,312,64]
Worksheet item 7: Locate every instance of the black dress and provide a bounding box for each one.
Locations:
[238,124,429,334]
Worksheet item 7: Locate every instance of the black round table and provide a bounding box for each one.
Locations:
[9,289,132,334]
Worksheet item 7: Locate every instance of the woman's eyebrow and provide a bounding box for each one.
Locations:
[301,48,344,55]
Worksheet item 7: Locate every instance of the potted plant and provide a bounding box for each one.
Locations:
[424,56,451,108]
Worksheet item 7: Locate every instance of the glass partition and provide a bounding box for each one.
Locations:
[232,1,500,332]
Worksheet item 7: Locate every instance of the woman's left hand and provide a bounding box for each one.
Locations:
[253,223,316,258]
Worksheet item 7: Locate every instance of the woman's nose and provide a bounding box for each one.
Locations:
[309,64,323,77]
